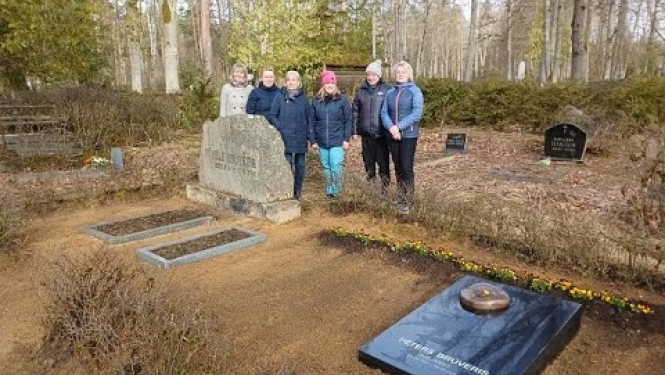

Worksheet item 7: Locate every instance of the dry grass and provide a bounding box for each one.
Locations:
[0,208,22,252]
[38,249,227,375]
[339,171,665,289]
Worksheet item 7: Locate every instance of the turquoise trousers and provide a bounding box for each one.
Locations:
[318,147,345,196]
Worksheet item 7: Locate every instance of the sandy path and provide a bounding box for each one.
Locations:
[1,196,664,374]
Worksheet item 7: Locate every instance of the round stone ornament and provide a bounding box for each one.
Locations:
[459,283,511,313]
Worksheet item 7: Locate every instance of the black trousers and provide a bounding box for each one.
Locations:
[361,135,391,187]
[388,137,417,205]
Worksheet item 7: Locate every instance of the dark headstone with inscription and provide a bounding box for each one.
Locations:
[544,124,586,161]
[544,106,596,161]
[358,275,582,375]
[444,133,467,153]
[187,115,300,223]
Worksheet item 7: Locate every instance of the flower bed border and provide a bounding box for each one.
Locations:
[331,227,654,314]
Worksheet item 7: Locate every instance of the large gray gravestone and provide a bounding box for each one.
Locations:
[187,115,300,223]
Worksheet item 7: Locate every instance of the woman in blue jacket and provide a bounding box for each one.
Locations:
[381,61,424,214]
[268,71,313,200]
[246,66,279,118]
[310,70,353,198]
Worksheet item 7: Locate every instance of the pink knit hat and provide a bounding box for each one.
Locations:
[320,70,337,85]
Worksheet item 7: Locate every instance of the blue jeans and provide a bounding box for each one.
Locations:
[284,152,306,199]
[318,147,345,196]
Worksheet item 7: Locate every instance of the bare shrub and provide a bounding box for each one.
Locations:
[618,129,665,285]
[345,176,664,286]
[18,88,181,150]
[39,249,226,374]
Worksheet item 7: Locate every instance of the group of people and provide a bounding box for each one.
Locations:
[219,60,423,215]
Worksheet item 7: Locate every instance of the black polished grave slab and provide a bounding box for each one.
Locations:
[544,123,587,161]
[359,275,582,375]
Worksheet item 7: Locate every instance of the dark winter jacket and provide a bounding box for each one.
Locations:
[246,82,279,118]
[380,81,424,139]
[268,87,313,154]
[352,80,392,138]
[310,94,353,149]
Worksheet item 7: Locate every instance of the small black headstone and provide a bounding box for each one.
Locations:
[444,133,467,153]
[358,275,582,375]
[544,124,587,161]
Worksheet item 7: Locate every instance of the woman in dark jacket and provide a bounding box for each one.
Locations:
[353,60,392,192]
[246,66,279,118]
[381,61,424,215]
[310,70,353,198]
[267,70,313,200]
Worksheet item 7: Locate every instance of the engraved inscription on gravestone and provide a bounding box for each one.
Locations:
[359,275,582,375]
[444,133,467,153]
[198,115,293,203]
[544,123,587,161]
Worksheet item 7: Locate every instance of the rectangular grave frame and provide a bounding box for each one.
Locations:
[136,226,266,269]
[81,210,215,244]
[359,275,583,375]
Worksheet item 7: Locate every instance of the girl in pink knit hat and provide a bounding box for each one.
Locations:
[310,70,353,197]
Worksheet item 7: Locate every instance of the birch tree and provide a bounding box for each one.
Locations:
[163,0,180,93]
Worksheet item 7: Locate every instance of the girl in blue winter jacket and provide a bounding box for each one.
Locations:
[380,61,424,214]
[310,70,353,198]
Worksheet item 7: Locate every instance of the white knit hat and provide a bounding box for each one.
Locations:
[365,60,382,78]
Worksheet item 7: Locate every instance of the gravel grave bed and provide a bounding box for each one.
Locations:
[151,228,252,260]
[96,209,211,236]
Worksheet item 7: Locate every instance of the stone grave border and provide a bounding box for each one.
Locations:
[136,226,266,269]
[81,211,215,244]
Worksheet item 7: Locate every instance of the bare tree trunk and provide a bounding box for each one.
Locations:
[463,0,478,82]
[505,0,513,80]
[128,1,143,93]
[163,0,180,93]
[393,0,401,63]
[551,0,562,82]
[146,0,163,90]
[603,0,616,80]
[111,0,127,88]
[645,0,659,74]
[610,0,628,79]
[416,0,434,76]
[372,0,377,59]
[540,0,552,83]
[200,0,214,78]
[571,0,589,81]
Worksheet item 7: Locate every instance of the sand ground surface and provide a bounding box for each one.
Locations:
[1,128,665,374]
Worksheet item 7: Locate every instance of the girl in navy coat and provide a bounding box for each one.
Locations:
[246,67,279,118]
[310,70,353,197]
[268,71,312,200]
